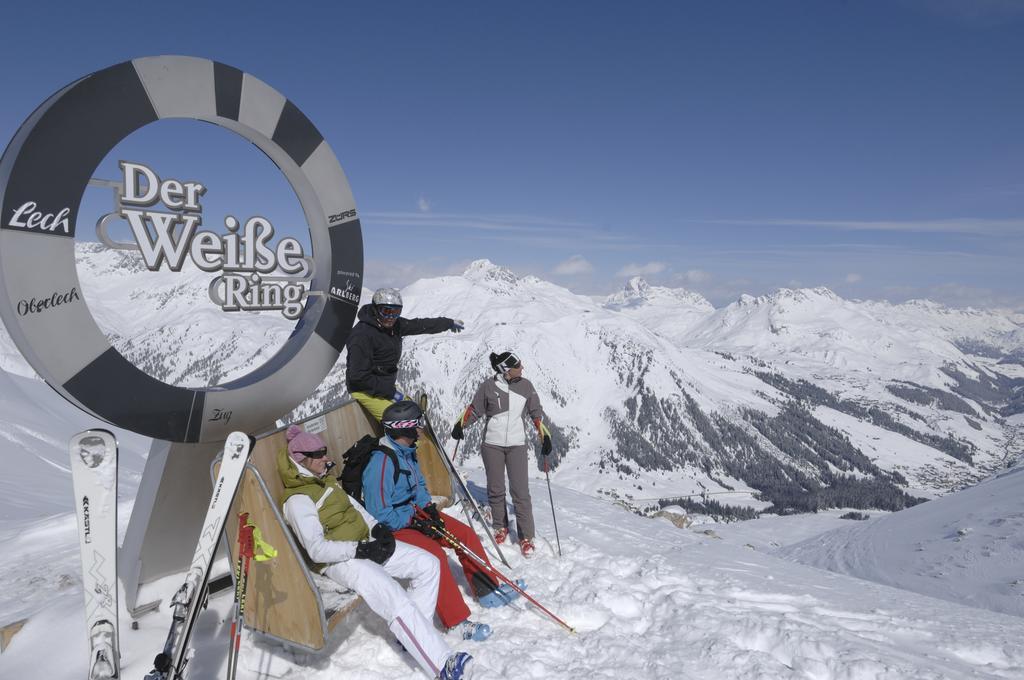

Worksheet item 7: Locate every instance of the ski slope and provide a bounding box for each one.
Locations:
[779,465,1024,619]
[1,466,1022,680]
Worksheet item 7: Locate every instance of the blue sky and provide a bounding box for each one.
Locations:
[1,1,1022,310]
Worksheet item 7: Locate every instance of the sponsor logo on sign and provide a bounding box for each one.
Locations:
[330,282,360,305]
[97,161,315,320]
[17,287,80,316]
[6,201,72,234]
[328,209,357,224]
[210,408,232,423]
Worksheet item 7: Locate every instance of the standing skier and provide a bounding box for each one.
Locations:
[279,425,474,680]
[362,401,521,637]
[451,351,551,558]
[346,287,464,421]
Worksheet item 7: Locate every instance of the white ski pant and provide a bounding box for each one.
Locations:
[323,541,451,678]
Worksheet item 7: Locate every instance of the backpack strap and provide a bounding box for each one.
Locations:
[373,447,417,508]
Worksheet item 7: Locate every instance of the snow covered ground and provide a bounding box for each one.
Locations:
[779,465,1024,619]
[2,464,1023,680]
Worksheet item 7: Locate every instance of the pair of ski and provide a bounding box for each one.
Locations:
[70,430,254,680]
[417,393,511,569]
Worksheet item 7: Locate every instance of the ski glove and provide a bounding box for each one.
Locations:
[393,391,404,402]
[355,524,395,564]
[451,420,464,440]
[451,319,465,333]
[541,434,552,457]
[423,503,445,526]
[410,517,443,539]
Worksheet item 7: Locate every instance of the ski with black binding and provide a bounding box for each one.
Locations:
[144,431,253,680]
[418,393,510,568]
[70,429,121,679]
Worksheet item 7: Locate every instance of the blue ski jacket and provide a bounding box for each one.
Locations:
[361,435,432,530]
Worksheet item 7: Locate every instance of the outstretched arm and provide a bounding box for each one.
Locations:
[400,316,461,336]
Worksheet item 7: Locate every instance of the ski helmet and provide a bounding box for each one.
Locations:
[382,400,424,441]
[372,288,403,323]
[372,287,402,307]
[489,351,521,374]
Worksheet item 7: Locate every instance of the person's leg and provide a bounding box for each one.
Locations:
[437,512,499,596]
[395,528,471,628]
[381,540,440,620]
[480,443,508,531]
[323,558,451,678]
[505,443,535,540]
[351,391,392,422]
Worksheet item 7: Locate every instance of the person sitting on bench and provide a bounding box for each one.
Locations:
[280,424,475,680]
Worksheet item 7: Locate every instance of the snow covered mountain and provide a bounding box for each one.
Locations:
[393,263,1022,512]
[2,253,1022,525]
[3,252,1024,680]
[602,276,714,342]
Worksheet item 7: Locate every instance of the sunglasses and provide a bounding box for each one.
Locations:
[378,305,402,319]
[299,447,329,459]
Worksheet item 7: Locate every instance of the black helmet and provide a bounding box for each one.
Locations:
[489,351,521,374]
[382,400,424,441]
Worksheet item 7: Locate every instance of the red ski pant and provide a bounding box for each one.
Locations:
[394,511,496,629]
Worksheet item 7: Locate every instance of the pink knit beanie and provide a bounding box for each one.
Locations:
[286,424,327,462]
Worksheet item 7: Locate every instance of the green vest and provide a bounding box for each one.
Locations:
[278,449,370,570]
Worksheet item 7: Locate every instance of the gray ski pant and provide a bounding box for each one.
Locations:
[480,442,535,540]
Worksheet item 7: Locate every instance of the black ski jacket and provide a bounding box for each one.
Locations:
[345,304,454,397]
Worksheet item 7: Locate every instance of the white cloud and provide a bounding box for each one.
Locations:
[553,255,594,275]
[700,217,1024,236]
[363,211,636,250]
[845,273,863,284]
[417,195,431,213]
[616,261,666,277]
[683,269,710,283]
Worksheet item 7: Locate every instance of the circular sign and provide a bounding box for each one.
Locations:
[0,56,363,443]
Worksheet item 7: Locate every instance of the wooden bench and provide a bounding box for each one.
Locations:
[217,397,452,653]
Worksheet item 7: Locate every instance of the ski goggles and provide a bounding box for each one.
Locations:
[377,305,402,320]
[496,353,522,372]
[383,417,425,430]
[298,447,329,459]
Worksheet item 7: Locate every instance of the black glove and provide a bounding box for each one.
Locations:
[541,434,552,457]
[355,525,396,564]
[410,517,442,539]
[451,420,464,440]
[371,522,393,541]
[423,503,444,526]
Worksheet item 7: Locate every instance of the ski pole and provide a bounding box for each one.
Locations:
[413,507,576,633]
[226,513,255,680]
[543,455,562,557]
[226,514,277,680]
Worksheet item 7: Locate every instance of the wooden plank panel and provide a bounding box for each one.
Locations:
[221,463,328,651]
[215,398,455,652]
[415,434,453,500]
[0,618,27,653]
